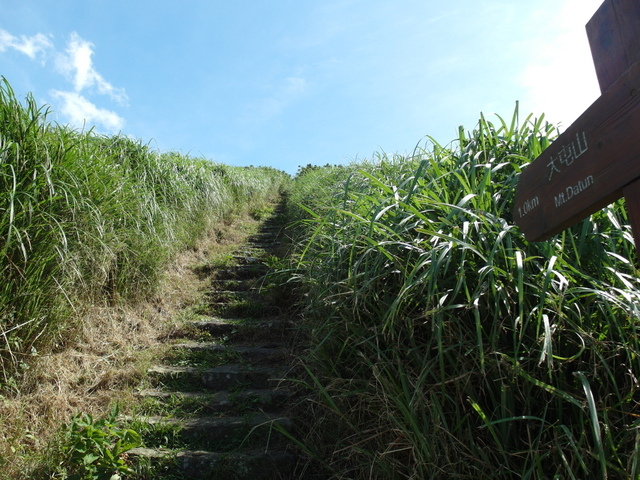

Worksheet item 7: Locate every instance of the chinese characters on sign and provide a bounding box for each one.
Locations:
[546,132,588,181]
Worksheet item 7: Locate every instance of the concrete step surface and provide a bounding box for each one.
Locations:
[148,364,288,390]
[129,447,296,480]
[136,387,292,413]
[129,201,300,479]
[169,341,286,363]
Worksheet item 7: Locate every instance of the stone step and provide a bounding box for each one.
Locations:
[129,447,296,480]
[249,229,280,236]
[209,301,282,319]
[258,225,282,231]
[185,318,242,336]
[248,236,279,245]
[170,342,286,363]
[210,279,254,291]
[246,241,281,249]
[186,317,293,337]
[205,291,277,307]
[217,264,269,280]
[205,290,254,303]
[148,364,287,390]
[128,412,292,450]
[233,255,262,265]
[137,388,292,413]
[233,249,261,257]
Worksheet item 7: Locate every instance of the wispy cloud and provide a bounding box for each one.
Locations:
[55,32,128,105]
[0,29,53,62]
[246,75,308,124]
[0,28,126,133]
[51,90,126,132]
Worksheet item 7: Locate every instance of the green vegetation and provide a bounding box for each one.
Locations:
[0,77,288,383]
[4,68,640,478]
[287,105,640,479]
[57,405,141,480]
[0,77,289,478]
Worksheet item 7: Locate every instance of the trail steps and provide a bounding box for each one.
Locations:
[129,203,299,479]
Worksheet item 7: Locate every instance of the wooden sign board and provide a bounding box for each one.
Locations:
[513,61,640,241]
[514,0,640,250]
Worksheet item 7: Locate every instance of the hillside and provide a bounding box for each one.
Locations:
[2,78,640,479]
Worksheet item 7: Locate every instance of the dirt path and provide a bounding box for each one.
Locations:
[128,201,301,479]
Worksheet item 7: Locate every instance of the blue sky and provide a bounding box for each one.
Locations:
[1,0,602,174]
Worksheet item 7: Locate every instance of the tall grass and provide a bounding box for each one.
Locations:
[289,105,640,479]
[0,77,288,387]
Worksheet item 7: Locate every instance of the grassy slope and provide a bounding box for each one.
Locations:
[287,107,640,479]
[0,78,289,477]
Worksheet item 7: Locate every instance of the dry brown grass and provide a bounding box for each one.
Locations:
[0,217,261,479]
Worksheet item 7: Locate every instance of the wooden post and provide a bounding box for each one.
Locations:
[623,179,640,254]
[586,0,640,93]
[587,0,640,256]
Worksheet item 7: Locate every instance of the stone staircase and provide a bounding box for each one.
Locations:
[128,205,299,479]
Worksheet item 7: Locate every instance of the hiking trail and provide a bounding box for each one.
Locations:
[128,200,301,479]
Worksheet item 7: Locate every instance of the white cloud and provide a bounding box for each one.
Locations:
[51,90,125,133]
[55,32,128,105]
[284,76,307,96]
[246,75,308,124]
[0,28,128,132]
[0,29,52,62]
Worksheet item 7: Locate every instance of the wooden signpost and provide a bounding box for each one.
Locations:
[513,0,640,254]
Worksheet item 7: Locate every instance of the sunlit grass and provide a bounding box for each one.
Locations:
[288,104,640,479]
[0,75,289,384]
[0,76,290,478]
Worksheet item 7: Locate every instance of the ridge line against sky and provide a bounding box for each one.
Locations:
[0,1,602,174]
